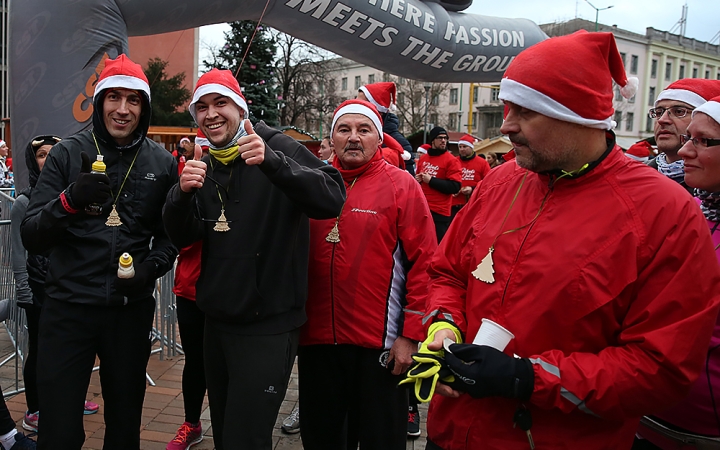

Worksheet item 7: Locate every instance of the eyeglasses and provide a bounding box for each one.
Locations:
[680,134,720,148]
[648,106,693,119]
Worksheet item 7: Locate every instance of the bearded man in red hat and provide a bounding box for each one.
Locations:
[162,68,345,450]
[22,54,179,450]
[450,134,490,221]
[405,31,720,450]
[298,99,436,450]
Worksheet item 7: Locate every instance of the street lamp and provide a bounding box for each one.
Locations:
[423,82,432,144]
[585,0,613,32]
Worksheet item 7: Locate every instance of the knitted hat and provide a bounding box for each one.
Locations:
[93,54,151,101]
[417,144,430,154]
[458,134,476,147]
[655,79,720,108]
[189,69,249,122]
[499,30,638,130]
[429,126,448,142]
[331,99,383,142]
[694,94,720,126]
[195,128,210,149]
[358,82,397,113]
[625,140,653,162]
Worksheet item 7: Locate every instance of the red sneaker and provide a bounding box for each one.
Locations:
[166,422,203,450]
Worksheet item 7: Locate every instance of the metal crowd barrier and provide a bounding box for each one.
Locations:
[0,190,181,396]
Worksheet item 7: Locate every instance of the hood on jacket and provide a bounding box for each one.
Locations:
[91,87,152,151]
[25,135,61,189]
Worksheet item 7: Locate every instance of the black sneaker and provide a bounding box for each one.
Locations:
[407,404,421,438]
[5,432,36,450]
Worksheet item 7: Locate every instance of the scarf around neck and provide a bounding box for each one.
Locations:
[656,153,685,184]
[697,190,720,222]
[208,119,249,165]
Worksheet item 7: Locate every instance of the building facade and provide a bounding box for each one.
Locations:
[1,0,8,142]
[307,18,720,150]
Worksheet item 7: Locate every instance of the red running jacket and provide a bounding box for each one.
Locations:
[301,151,437,349]
[425,147,720,449]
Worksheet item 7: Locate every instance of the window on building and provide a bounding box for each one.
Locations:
[491,86,500,102]
[430,113,438,128]
[614,111,622,128]
[398,77,406,85]
[449,113,457,130]
[628,94,635,104]
[646,115,653,133]
[341,77,348,91]
[368,74,375,84]
[651,60,658,78]
[630,55,638,74]
[626,112,634,132]
[692,67,698,78]
[472,112,478,130]
[615,86,623,101]
[354,76,361,90]
[706,70,711,79]
[679,65,685,79]
[648,87,655,105]
[398,92,405,106]
[449,88,459,105]
[665,62,672,80]
[620,52,627,67]
[383,73,391,82]
[472,86,478,103]
[431,94,439,106]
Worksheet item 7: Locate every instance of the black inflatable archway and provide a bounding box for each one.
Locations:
[9,0,546,187]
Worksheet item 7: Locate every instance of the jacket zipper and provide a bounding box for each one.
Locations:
[109,151,121,306]
[330,241,338,344]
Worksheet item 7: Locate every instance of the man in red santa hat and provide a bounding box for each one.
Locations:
[451,134,490,221]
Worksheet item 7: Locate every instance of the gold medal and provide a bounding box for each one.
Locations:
[214,209,230,232]
[325,221,340,243]
[105,204,123,227]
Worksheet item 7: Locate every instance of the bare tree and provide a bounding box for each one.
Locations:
[270,30,347,131]
[393,77,450,136]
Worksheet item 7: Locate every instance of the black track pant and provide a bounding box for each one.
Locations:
[299,345,408,450]
[176,296,206,424]
[203,319,298,450]
[36,297,155,450]
[431,211,452,243]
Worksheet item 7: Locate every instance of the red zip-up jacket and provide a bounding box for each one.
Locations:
[425,147,720,449]
[301,151,437,349]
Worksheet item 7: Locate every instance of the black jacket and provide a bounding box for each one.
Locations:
[21,91,178,306]
[382,112,415,175]
[163,121,345,334]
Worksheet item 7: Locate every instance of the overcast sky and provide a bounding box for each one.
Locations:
[199,0,719,66]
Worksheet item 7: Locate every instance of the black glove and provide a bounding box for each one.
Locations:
[444,344,534,400]
[69,152,111,209]
[114,260,157,297]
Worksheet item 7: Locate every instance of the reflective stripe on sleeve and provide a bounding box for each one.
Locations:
[529,357,600,417]
[422,310,454,325]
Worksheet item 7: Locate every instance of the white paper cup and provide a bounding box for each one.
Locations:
[472,319,515,351]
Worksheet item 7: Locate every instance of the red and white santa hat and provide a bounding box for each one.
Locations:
[417,143,430,154]
[499,30,638,130]
[0,140,5,148]
[358,82,397,113]
[194,128,210,149]
[458,134,476,148]
[93,54,151,101]
[189,69,249,122]
[693,94,720,126]
[331,99,383,142]
[656,79,720,108]
[625,140,653,162]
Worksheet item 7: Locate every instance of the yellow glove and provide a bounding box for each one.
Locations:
[400,322,462,402]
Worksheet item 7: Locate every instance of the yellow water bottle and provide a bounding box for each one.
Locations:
[117,252,135,279]
[86,155,107,215]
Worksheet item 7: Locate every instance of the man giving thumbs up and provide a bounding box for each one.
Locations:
[162,69,345,450]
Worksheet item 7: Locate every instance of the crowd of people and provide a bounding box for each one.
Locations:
[3,27,720,450]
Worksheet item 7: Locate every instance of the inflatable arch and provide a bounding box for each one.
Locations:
[9,0,546,187]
